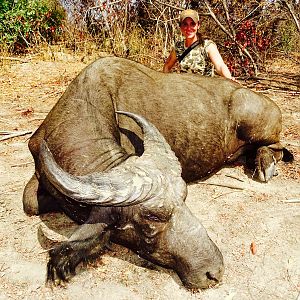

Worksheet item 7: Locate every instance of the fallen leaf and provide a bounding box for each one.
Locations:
[21,107,34,117]
[250,241,257,255]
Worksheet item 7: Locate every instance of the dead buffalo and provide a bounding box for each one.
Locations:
[25,111,224,289]
[23,57,291,288]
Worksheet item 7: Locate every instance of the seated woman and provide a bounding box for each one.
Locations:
[163,9,235,81]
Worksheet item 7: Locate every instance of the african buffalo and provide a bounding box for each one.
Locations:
[23,57,291,289]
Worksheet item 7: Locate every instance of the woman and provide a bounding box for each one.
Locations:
[163,9,234,80]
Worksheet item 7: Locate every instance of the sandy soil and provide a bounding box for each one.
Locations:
[0,55,299,300]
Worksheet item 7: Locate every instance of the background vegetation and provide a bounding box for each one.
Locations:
[0,0,299,76]
[0,0,64,53]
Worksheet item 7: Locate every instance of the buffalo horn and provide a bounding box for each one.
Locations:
[39,111,182,206]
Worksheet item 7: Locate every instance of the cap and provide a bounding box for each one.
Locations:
[180,9,199,24]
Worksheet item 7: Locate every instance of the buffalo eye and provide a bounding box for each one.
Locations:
[141,207,173,223]
[145,214,161,222]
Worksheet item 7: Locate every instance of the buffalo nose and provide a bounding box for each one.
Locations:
[206,271,219,283]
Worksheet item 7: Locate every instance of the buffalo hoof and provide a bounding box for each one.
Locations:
[255,146,277,182]
[257,160,277,182]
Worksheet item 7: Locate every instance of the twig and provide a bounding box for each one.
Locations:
[284,199,300,203]
[254,86,299,93]
[213,191,240,199]
[198,182,245,190]
[245,76,300,88]
[0,56,29,63]
[274,90,300,95]
[11,161,33,167]
[0,130,32,141]
[225,174,245,182]
[0,263,9,273]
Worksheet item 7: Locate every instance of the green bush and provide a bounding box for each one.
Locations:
[0,0,65,53]
[278,20,300,53]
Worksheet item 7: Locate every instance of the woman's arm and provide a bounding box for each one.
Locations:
[206,43,234,80]
[163,49,177,73]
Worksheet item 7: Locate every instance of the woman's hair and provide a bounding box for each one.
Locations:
[196,32,206,44]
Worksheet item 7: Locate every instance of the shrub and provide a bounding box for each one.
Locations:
[0,0,65,53]
[277,20,300,53]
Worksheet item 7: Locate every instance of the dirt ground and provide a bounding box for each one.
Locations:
[0,53,299,300]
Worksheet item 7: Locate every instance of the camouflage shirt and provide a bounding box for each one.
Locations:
[175,39,215,76]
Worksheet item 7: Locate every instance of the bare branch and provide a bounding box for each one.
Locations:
[203,0,234,39]
[222,0,236,37]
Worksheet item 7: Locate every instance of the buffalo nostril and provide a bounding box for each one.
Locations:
[206,271,219,283]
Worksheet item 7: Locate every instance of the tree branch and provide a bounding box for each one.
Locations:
[222,0,236,37]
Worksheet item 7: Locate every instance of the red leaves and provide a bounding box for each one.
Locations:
[223,19,272,75]
[234,20,271,52]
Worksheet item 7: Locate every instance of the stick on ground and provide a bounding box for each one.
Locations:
[0,130,32,142]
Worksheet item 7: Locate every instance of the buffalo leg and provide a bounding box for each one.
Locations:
[229,143,293,182]
[230,89,293,182]
[23,174,61,215]
[47,208,114,284]
[47,227,111,284]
